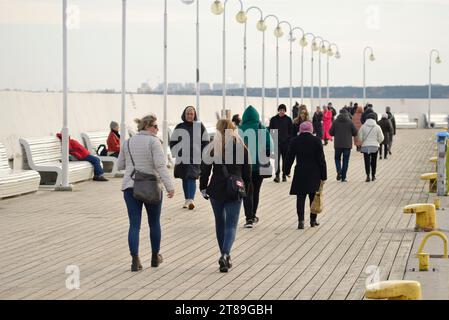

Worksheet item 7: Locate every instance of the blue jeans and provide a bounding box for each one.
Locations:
[123,188,163,256]
[335,148,351,180]
[210,198,242,255]
[84,155,104,177]
[182,179,196,200]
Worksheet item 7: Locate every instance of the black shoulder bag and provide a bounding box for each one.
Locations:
[127,139,162,204]
[221,163,246,201]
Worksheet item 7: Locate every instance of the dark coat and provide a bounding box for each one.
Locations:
[200,140,252,202]
[329,113,358,149]
[269,114,293,145]
[170,108,210,180]
[361,108,378,124]
[378,118,394,145]
[312,112,323,139]
[285,133,327,195]
[387,112,396,136]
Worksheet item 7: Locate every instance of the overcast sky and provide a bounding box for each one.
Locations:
[1,0,448,91]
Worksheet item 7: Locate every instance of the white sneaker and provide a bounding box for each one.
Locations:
[188,200,195,210]
[183,200,189,209]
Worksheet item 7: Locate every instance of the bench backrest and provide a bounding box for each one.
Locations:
[20,137,62,167]
[430,114,448,123]
[395,114,413,123]
[81,132,109,154]
[0,143,11,171]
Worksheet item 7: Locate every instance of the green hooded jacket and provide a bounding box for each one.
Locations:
[238,106,272,172]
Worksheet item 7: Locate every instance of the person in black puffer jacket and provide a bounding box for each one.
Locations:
[170,106,210,210]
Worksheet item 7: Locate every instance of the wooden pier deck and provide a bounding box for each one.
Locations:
[0,129,439,300]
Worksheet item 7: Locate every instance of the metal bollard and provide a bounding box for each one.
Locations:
[436,132,449,196]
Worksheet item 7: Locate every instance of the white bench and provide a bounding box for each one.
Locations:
[0,143,40,199]
[425,114,449,129]
[81,132,122,177]
[19,136,94,189]
[395,113,418,129]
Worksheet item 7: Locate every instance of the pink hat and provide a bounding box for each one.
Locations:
[299,121,314,134]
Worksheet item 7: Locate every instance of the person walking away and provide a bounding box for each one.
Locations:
[200,119,252,273]
[285,121,327,229]
[352,106,364,152]
[107,121,121,158]
[351,102,359,116]
[292,101,300,120]
[329,109,358,182]
[378,114,394,160]
[239,106,272,228]
[361,104,378,124]
[312,106,323,141]
[386,106,396,155]
[269,104,293,183]
[322,106,333,145]
[117,114,175,271]
[358,113,384,182]
[56,133,108,182]
[170,106,210,210]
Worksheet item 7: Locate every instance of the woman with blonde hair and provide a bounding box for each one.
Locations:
[200,119,252,273]
[118,114,175,271]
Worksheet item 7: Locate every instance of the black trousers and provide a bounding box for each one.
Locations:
[243,173,264,221]
[380,144,389,158]
[275,142,289,177]
[363,152,378,177]
[296,194,318,222]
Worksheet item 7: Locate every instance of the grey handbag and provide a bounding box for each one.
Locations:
[127,140,162,204]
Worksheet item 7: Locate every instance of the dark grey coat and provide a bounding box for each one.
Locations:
[329,114,358,149]
[378,118,394,145]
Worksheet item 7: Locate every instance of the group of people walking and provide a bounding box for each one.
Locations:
[117,101,396,274]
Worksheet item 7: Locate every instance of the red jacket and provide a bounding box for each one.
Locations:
[56,133,90,160]
[107,131,121,153]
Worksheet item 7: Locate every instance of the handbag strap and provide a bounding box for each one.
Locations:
[127,139,137,180]
[362,126,375,145]
[221,163,230,178]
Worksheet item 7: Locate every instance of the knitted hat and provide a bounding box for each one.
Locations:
[299,121,314,134]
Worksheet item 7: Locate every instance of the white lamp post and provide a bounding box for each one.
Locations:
[243,6,264,111]
[58,0,71,191]
[292,27,306,106]
[428,49,442,128]
[318,39,330,108]
[308,34,321,108]
[257,14,281,123]
[211,0,247,118]
[363,46,375,106]
[277,21,295,111]
[120,0,127,144]
[162,0,200,159]
[326,43,341,100]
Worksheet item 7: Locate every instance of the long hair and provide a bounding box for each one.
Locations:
[208,119,246,159]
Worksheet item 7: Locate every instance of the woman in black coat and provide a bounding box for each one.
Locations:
[285,121,327,229]
[170,106,210,210]
[312,106,323,140]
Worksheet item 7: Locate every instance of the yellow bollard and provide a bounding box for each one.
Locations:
[403,204,437,231]
[420,173,438,193]
[434,197,441,210]
[429,157,438,164]
[416,231,448,260]
[417,253,430,271]
[365,280,422,300]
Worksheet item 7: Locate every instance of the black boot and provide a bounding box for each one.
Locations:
[298,221,305,229]
[310,214,320,227]
[274,175,280,183]
[366,175,371,182]
[131,255,143,272]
